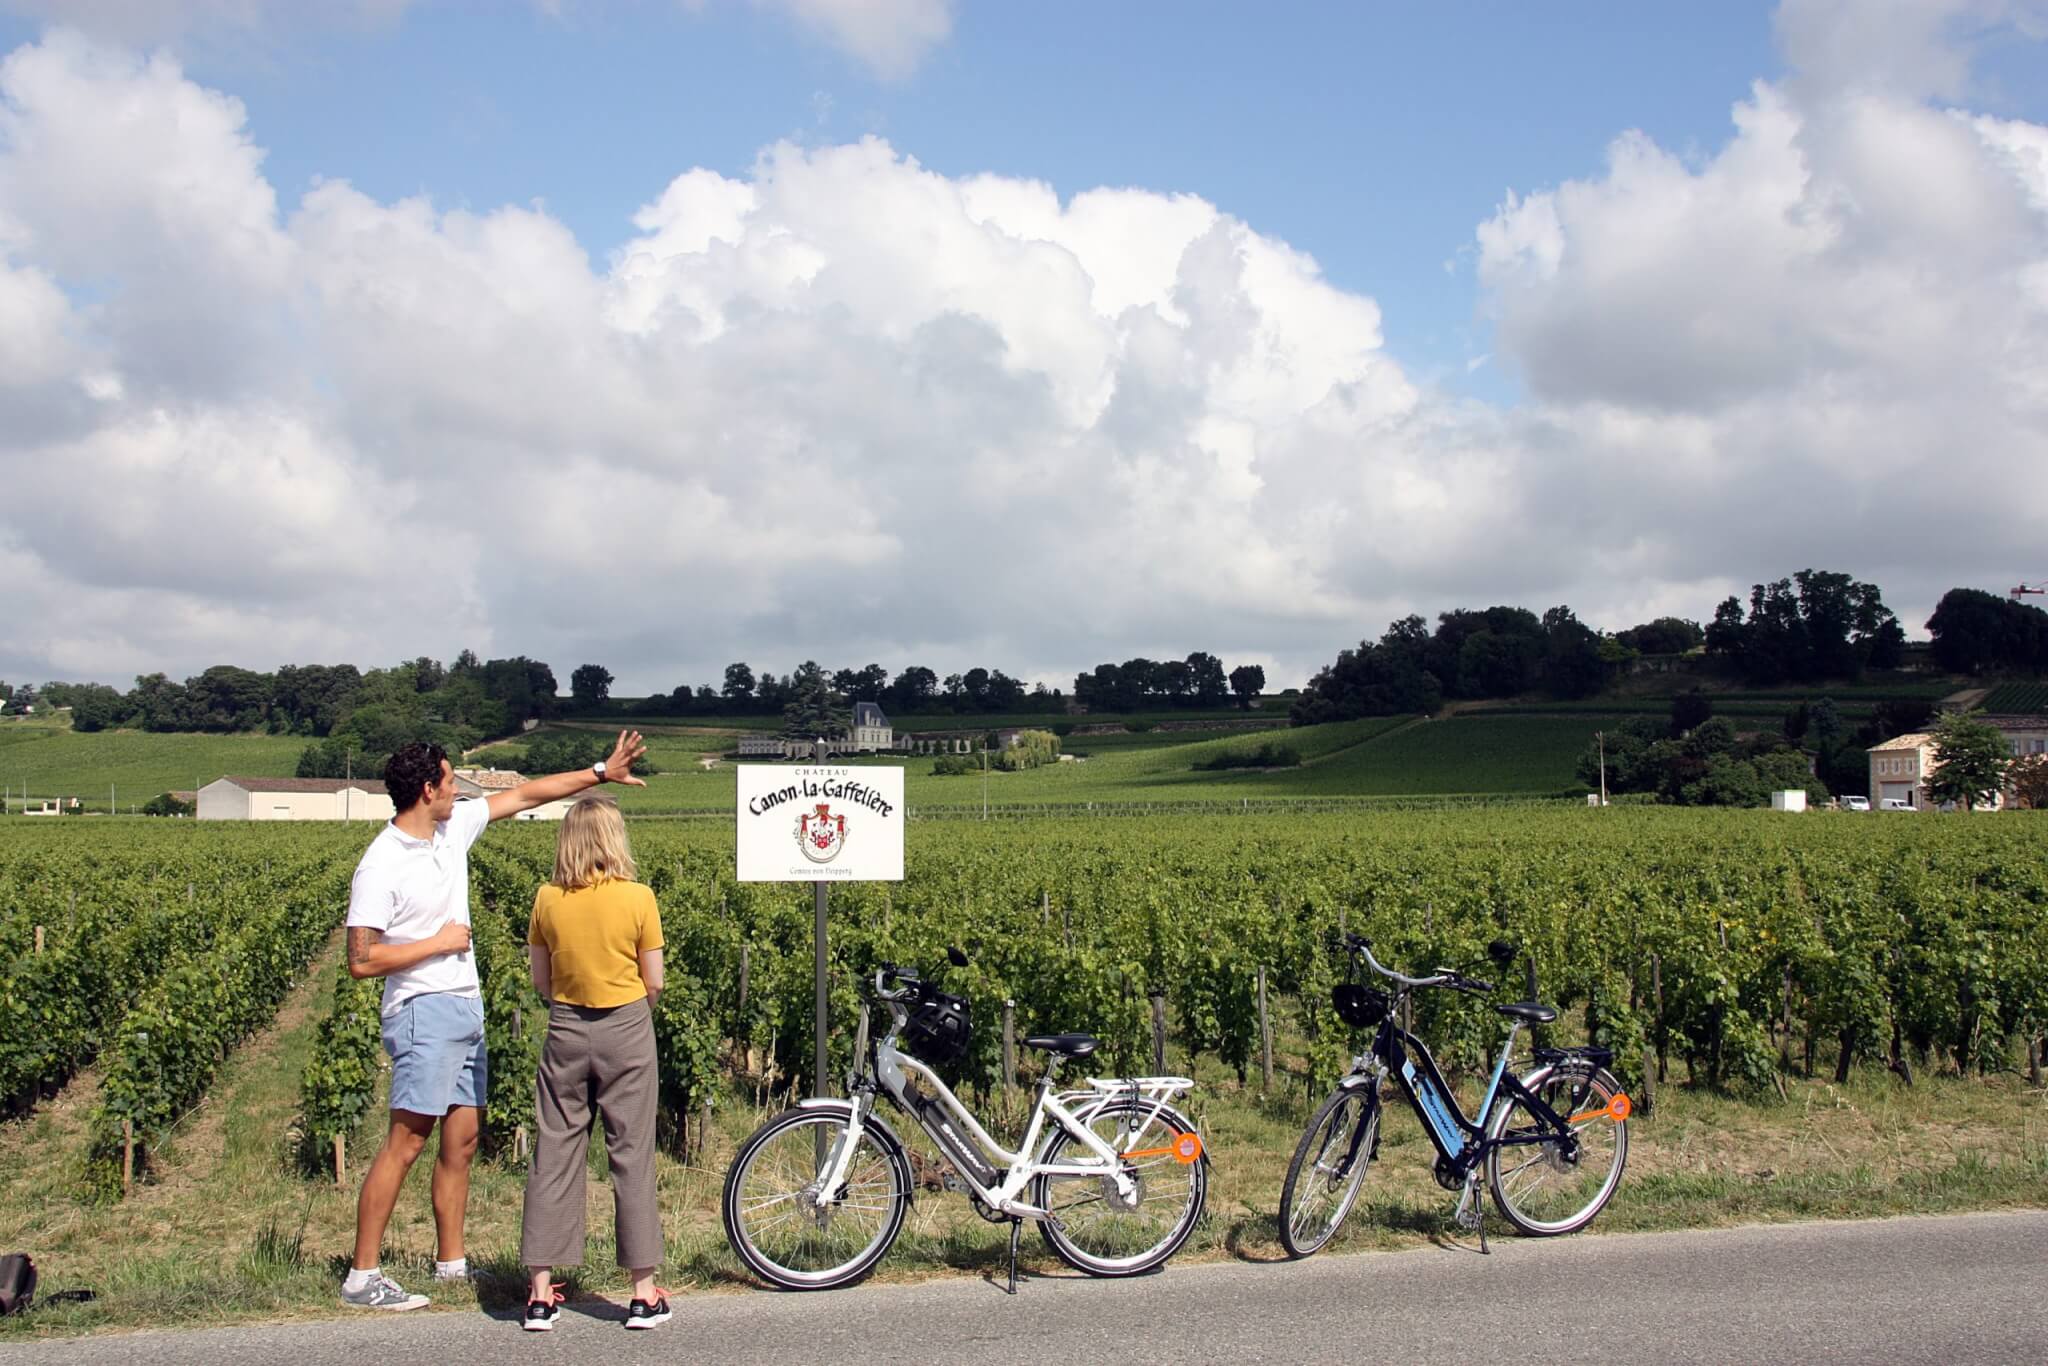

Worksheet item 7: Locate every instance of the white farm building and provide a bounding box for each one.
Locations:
[198,776,394,821]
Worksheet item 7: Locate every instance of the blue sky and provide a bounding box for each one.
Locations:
[0,1,2043,692]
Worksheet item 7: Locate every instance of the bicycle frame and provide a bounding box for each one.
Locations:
[805,997,1194,1224]
[1339,962,1580,1186]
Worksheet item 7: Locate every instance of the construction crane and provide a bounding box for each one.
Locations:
[2013,580,2047,600]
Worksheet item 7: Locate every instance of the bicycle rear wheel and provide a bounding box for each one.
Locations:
[1034,1099,1207,1276]
[1278,1082,1378,1258]
[721,1103,912,1290]
[1484,1062,1628,1236]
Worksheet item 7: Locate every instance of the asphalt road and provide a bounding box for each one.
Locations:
[3,1211,2044,1364]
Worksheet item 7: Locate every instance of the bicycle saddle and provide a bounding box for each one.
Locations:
[1495,1002,1558,1024]
[1022,1033,1100,1058]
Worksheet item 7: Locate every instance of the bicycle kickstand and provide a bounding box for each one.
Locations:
[1005,1217,1022,1295]
[1455,1173,1490,1255]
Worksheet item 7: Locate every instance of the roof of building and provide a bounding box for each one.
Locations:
[453,768,525,791]
[853,702,889,727]
[1980,714,2048,730]
[214,776,390,794]
[1867,733,1933,753]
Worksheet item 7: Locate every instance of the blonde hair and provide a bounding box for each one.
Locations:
[551,796,638,891]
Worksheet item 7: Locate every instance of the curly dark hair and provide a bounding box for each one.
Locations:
[384,742,450,814]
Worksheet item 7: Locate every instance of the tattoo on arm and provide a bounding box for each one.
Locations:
[347,926,380,971]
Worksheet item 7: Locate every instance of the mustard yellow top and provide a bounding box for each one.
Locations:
[528,879,664,1009]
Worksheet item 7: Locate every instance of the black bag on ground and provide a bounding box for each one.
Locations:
[0,1253,34,1316]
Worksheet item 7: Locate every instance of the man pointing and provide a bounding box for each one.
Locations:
[340,731,646,1311]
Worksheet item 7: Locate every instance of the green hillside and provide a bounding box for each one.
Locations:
[0,721,307,812]
[1,701,1844,816]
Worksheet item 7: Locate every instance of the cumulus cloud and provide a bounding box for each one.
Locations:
[1473,4,2048,627]
[0,1,2044,697]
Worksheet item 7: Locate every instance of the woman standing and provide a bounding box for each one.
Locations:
[519,796,669,1332]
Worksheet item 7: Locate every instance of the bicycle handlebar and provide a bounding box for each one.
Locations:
[874,963,920,1000]
[1346,937,1494,995]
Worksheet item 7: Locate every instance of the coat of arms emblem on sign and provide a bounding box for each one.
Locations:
[796,802,848,863]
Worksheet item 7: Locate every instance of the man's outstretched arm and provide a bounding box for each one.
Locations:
[486,729,647,822]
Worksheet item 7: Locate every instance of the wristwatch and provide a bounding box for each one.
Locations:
[591,761,608,781]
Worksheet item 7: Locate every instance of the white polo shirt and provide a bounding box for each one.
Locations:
[345,796,489,1016]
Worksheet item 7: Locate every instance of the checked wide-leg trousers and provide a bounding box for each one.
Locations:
[518,997,663,1271]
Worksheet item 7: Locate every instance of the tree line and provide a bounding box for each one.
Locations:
[24,655,560,780]
[1291,569,1930,726]
[566,653,1268,718]
[581,660,1070,718]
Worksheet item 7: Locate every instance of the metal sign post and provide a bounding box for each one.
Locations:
[814,878,829,1098]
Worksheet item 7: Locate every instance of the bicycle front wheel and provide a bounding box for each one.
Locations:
[1034,1099,1208,1276]
[1485,1062,1628,1236]
[721,1104,912,1290]
[1278,1082,1378,1258]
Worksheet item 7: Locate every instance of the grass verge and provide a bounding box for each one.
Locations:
[2,988,2041,1340]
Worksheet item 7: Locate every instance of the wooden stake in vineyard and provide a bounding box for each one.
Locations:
[1001,999,1016,1117]
[1149,993,1167,1072]
[1257,965,1273,1091]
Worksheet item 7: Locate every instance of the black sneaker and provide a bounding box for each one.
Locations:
[624,1295,672,1330]
[523,1289,564,1332]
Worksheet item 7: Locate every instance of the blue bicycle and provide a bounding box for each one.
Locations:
[1277,935,1630,1257]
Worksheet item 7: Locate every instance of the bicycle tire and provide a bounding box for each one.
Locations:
[721,1102,913,1290]
[1484,1061,1627,1236]
[1033,1098,1208,1277]
[1277,1081,1379,1258]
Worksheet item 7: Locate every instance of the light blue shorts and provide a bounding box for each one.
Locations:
[383,992,487,1117]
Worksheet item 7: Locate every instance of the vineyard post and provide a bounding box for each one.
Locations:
[1150,993,1166,1073]
[1001,999,1016,1114]
[1778,968,1793,1070]
[121,1119,133,1193]
[33,925,43,955]
[1040,889,1048,928]
[1651,952,1666,1082]
[333,1132,346,1187]
[1257,965,1273,1091]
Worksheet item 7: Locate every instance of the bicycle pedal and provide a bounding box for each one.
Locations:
[1453,1206,1483,1232]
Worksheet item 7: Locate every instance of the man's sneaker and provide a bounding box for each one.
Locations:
[432,1259,474,1282]
[340,1273,429,1311]
[624,1295,672,1330]
[524,1286,565,1332]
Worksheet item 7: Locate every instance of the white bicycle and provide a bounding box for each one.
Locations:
[721,957,1208,1293]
